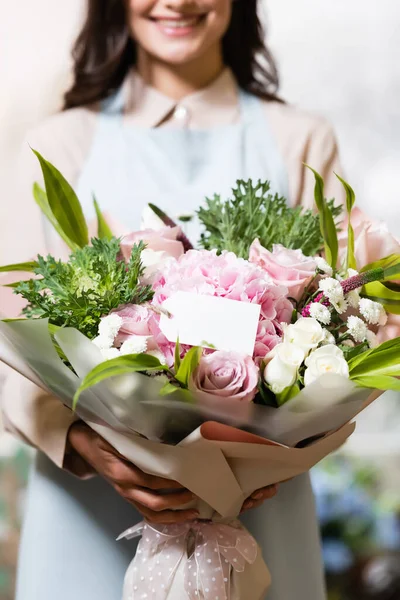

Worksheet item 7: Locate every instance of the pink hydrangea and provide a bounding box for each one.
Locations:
[150,250,291,363]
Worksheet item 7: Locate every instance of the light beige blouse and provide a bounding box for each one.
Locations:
[1,69,344,469]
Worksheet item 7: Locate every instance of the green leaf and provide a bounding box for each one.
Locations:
[0,262,38,273]
[32,149,89,248]
[276,384,300,407]
[73,353,167,408]
[361,254,400,280]
[33,183,78,251]
[159,381,181,396]
[362,281,400,314]
[174,346,202,389]
[174,338,181,371]
[305,165,339,268]
[335,173,356,270]
[349,337,400,379]
[352,375,400,391]
[93,195,113,240]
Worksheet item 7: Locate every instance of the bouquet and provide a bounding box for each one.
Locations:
[1,152,400,600]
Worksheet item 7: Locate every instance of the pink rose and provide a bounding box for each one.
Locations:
[120,226,184,263]
[112,304,156,348]
[190,351,259,403]
[339,207,400,267]
[254,319,282,362]
[249,240,317,301]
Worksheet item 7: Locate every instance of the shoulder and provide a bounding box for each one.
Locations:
[22,105,99,185]
[261,100,338,153]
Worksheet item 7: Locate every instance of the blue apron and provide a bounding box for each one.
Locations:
[16,87,326,600]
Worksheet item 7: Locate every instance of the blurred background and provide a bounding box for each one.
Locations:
[0,1,399,598]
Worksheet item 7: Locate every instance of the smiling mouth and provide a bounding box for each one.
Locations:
[149,14,207,36]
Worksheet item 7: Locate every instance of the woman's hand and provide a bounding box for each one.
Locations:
[241,485,279,513]
[67,421,199,524]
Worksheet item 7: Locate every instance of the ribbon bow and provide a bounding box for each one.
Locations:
[118,520,258,600]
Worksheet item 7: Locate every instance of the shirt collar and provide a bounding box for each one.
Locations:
[123,68,240,128]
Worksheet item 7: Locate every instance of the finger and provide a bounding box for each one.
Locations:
[240,498,266,514]
[102,455,185,491]
[133,503,199,525]
[120,487,196,512]
[250,484,279,501]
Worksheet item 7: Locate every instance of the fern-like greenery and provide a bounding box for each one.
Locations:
[15,238,153,339]
[197,180,342,258]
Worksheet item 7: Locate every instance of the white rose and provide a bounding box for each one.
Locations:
[284,317,325,353]
[304,344,349,386]
[264,343,305,394]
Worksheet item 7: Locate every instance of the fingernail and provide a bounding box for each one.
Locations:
[253,492,263,500]
[189,511,199,518]
[246,501,254,509]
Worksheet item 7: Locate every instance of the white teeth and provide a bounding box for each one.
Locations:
[157,18,199,28]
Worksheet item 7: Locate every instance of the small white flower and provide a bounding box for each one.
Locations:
[120,336,149,355]
[93,335,114,350]
[264,343,305,394]
[319,277,344,304]
[359,298,388,326]
[347,290,360,308]
[331,296,349,315]
[321,329,336,345]
[309,303,331,325]
[315,257,333,276]
[347,315,368,343]
[98,314,123,340]
[366,330,379,348]
[284,317,325,353]
[146,350,168,365]
[304,344,349,386]
[100,347,120,361]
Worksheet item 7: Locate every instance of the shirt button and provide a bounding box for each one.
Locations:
[173,105,190,125]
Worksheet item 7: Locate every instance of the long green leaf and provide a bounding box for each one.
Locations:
[351,375,400,391]
[349,337,400,378]
[361,254,400,280]
[73,354,167,408]
[33,183,78,251]
[174,338,181,371]
[93,196,113,240]
[175,346,202,388]
[362,281,400,314]
[0,261,38,273]
[335,173,356,270]
[32,149,89,248]
[305,165,339,268]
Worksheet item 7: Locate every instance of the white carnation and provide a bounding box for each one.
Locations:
[100,348,120,361]
[347,290,360,309]
[366,330,379,348]
[331,296,349,314]
[264,343,305,394]
[120,336,149,355]
[98,314,123,340]
[347,315,368,343]
[309,303,331,325]
[284,317,325,353]
[304,344,349,386]
[319,277,344,304]
[359,298,387,326]
[93,335,114,350]
[315,257,333,276]
[341,339,355,348]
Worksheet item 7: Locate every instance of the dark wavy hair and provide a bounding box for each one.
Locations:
[64,0,281,109]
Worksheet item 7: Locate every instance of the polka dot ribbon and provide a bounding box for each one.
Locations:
[118,520,258,600]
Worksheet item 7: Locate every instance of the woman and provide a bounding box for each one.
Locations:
[2,1,344,598]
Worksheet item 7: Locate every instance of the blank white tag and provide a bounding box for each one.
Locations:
[159,292,261,356]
